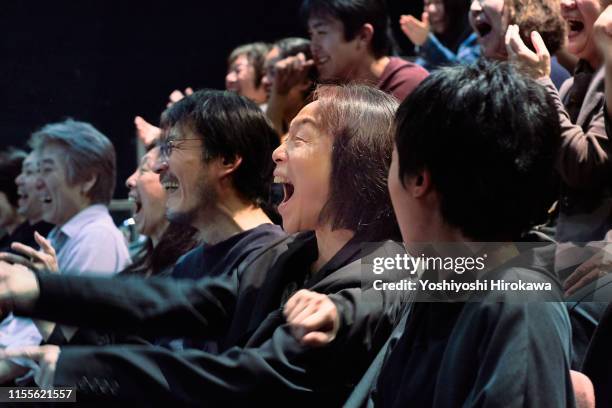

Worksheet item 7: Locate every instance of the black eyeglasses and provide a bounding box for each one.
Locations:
[159,138,202,159]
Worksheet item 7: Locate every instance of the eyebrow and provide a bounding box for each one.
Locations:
[288,116,317,133]
[40,158,56,165]
[310,21,329,29]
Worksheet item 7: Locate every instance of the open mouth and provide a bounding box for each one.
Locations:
[282,183,295,203]
[129,195,142,214]
[566,19,584,35]
[41,195,52,204]
[474,21,493,37]
[274,175,294,206]
[314,56,329,66]
[161,179,179,194]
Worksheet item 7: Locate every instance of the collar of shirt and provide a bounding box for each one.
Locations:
[47,204,111,252]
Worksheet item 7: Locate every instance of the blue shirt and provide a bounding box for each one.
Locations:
[415,32,481,71]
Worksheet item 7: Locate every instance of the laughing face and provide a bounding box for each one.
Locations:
[308,15,360,81]
[155,125,218,227]
[36,144,90,226]
[561,0,602,65]
[469,0,506,59]
[15,151,44,223]
[225,54,267,105]
[272,101,333,234]
[126,147,168,240]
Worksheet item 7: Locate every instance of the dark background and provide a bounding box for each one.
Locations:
[1,0,423,198]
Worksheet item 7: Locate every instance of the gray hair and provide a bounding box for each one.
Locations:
[29,119,116,205]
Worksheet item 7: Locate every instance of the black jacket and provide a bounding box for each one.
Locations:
[20,233,405,406]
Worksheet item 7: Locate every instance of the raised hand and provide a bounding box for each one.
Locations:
[283,289,339,347]
[0,345,60,387]
[0,232,58,273]
[505,24,551,79]
[272,53,314,95]
[134,116,161,147]
[0,261,39,313]
[167,87,194,108]
[399,12,430,47]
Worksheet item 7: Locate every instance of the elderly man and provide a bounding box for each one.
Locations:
[28,120,130,275]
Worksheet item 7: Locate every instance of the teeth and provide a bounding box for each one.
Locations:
[162,181,179,190]
[274,176,290,184]
[316,57,329,64]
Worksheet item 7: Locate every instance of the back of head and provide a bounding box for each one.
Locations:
[275,37,313,60]
[160,89,278,207]
[395,60,559,241]
[316,84,400,241]
[0,148,27,208]
[29,119,116,205]
[507,0,565,55]
[228,42,271,88]
[300,0,391,58]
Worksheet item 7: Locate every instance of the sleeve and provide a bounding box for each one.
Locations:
[446,301,575,407]
[21,271,240,339]
[416,33,480,68]
[538,76,610,189]
[60,226,130,276]
[53,323,343,406]
[0,314,43,369]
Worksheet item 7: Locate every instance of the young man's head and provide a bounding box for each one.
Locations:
[301,0,391,81]
[262,38,317,120]
[273,84,398,240]
[389,61,560,243]
[470,0,565,60]
[225,42,271,105]
[157,90,277,229]
[29,120,116,226]
[561,0,604,67]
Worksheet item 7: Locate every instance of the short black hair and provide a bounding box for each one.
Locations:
[300,0,391,58]
[395,61,559,241]
[0,148,27,207]
[160,89,278,207]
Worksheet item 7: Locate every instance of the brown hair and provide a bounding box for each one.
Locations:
[506,0,566,55]
[315,84,399,241]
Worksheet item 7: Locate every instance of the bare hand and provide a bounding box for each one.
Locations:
[283,289,339,346]
[399,13,430,47]
[0,232,58,273]
[167,87,194,108]
[594,5,612,62]
[134,116,161,147]
[0,261,40,313]
[564,245,612,296]
[0,345,60,388]
[505,25,551,79]
[272,53,314,95]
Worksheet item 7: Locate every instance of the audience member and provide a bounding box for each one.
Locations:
[263,37,316,136]
[0,149,28,252]
[400,0,480,71]
[0,85,403,406]
[301,0,429,100]
[506,0,612,243]
[470,0,571,88]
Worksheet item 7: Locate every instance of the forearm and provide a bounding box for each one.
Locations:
[538,77,609,188]
[265,91,288,137]
[16,272,237,338]
[606,60,612,120]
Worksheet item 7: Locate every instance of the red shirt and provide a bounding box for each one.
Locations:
[377,57,429,101]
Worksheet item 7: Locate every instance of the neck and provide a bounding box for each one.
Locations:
[150,220,170,247]
[27,216,42,226]
[193,192,271,245]
[586,54,603,71]
[5,215,26,235]
[312,224,355,274]
[346,55,389,84]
